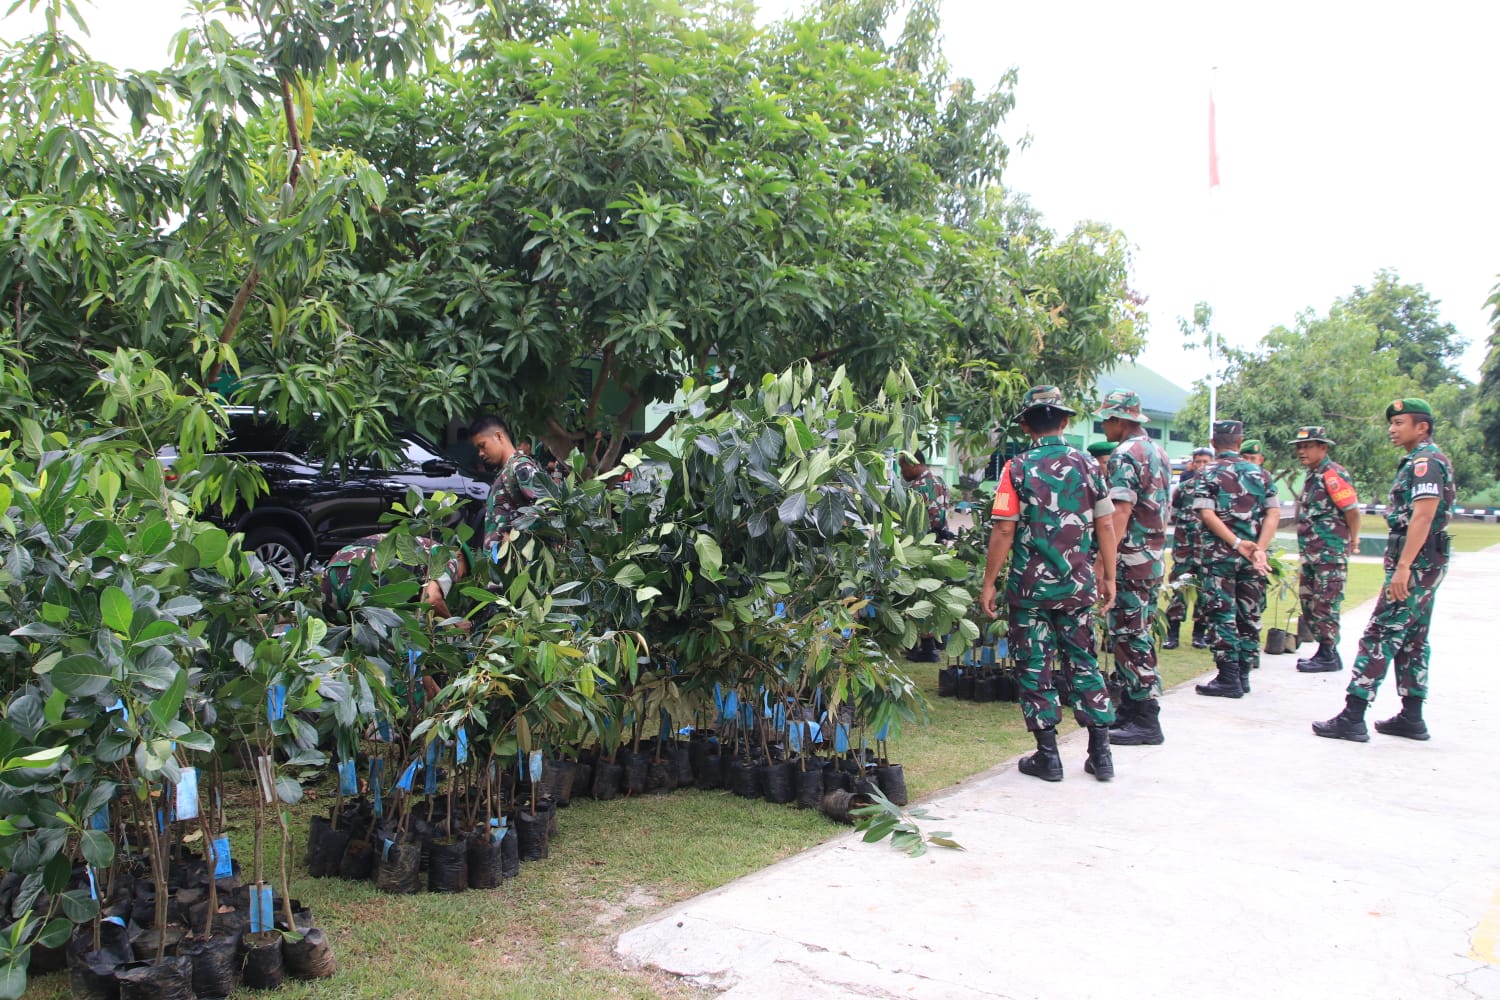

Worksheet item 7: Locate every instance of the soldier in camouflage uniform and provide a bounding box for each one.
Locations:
[1192,420,1279,698]
[979,386,1119,783]
[1093,390,1172,746]
[323,533,468,619]
[1314,399,1453,743]
[470,414,558,564]
[1164,447,1213,649]
[1288,426,1361,673]
[1240,440,1265,465]
[900,451,954,662]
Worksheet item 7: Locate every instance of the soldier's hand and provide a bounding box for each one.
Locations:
[1098,578,1116,612]
[979,583,998,619]
[1388,565,1412,602]
[1251,548,1270,576]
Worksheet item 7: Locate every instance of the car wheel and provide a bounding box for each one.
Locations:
[243,526,307,582]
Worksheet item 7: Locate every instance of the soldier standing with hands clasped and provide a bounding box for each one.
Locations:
[1192,420,1279,698]
[1289,426,1361,673]
[979,386,1119,783]
[1313,399,1453,743]
[1164,447,1213,649]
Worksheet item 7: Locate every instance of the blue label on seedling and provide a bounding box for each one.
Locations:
[678,726,694,737]
[739,703,754,729]
[157,808,166,832]
[807,721,821,744]
[381,838,394,862]
[249,885,274,933]
[490,541,500,563]
[86,868,98,900]
[407,648,421,677]
[772,703,786,731]
[339,760,358,795]
[788,724,802,751]
[376,717,392,742]
[980,645,994,665]
[996,638,1008,659]
[212,837,233,879]
[528,751,543,784]
[875,722,890,741]
[175,766,200,822]
[455,729,469,765]
[103,915,125,927]
[864,597,877,619]
[841,627,852,639]
[834,724,849,753]
[659,710,671,744]
[490,817,503,842]
[773,602,785,619]
[722,690,738,719]
[396,761,418,792]
[423,741,440,795]
[266,684,287,722]
[89,805,109,831]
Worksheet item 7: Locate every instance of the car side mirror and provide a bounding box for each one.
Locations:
[421,458,457,477]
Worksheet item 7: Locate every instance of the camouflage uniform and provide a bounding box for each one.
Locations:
[1296,456,1360,645]
[322,533,463,609]
[1105,429,1172,701]
[1165,470,1204,628]
[482,451,555,556]
[910,468,952,538]
[1192,450,1278,678]
[991,435,1116,731]
[1346,441,1454,703]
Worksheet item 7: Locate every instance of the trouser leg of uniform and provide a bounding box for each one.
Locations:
[1166,562,1190,624]
[1199,561,1236,660]
[1053,607,1114,728]
[1010,605,1062,732]
[1347,559,1446,703]
[1237,568,1266,672]
[1300,561,1348,646]
[1110,578,1162,701]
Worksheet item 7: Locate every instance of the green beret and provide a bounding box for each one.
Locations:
[1240,439,1262,456]
[1385,398,1434,421]
[1087,441,1116,457]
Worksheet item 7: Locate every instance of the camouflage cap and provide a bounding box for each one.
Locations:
[1211,419,1244,438]
[1015,384,1077,419]
[1385,397,1434,421]
[1288,425,1335,446]
[1086,440,1116,457]
[1240,439,1263,456]
[1095,387,1151,423]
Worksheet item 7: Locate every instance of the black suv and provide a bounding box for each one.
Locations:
[165,408,490,577]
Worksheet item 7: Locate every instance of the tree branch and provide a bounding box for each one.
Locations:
[583,344,613,426]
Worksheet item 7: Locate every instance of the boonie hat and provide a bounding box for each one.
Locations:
[1385,398,1434,421]
[1016,385,1077,420]
[1289,425,1335,446]
[1095,388,1151,424]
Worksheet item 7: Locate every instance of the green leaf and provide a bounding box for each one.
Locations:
[176,731,215,752]
[48,654,111,698]
[0,961,26,1000]
[139,521,172,556]
[36,918,71,950]
[777,492,808,524]
[99,587,131,632]
[149,667,188,731]
[75,519,112,555]
[80,829,114,868]
[927,836,965,852]
[59,889,98,924]
[9,746,66,769]
[193,527,229,564]
[274,774,304,805]
[693,533,722,578]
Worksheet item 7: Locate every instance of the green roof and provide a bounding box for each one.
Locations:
[1095,361,1189,418]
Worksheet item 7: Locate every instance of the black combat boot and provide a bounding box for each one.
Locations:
[1083,724,1114,782]
[1195,660,1243,699]
[1191,621,1209,649]
[1018,727,1064,782]
[1240,653,1256,693]
[1373,696,1430,741]
[1109,695,1139,730]
[1312,695,1370,742]
[1162,622,1182,650]
[1296,643,1342,673]
[1110,698,1164,746]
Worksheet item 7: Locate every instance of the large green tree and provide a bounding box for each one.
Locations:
[1336,269,1468,386]
[1476,275,1500,476]
[1,0,1141,474]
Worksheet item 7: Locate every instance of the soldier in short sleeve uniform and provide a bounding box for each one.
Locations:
[1191,420,1280,698]
[1314,399,1453,743]
[979,386,1120,783]
[1288,426,1361,673]
[469,414,559,567]
[1094,389,1173,747]
[1164,447,1214,648]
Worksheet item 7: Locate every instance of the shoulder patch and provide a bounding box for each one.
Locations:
[1413,459,1428,477]
[991,460,1019,518]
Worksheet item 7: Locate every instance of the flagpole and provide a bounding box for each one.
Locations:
[1207,67,1220,434]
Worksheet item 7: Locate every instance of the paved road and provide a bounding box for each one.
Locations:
[619,546,1500,999]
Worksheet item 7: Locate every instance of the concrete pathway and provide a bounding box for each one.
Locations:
[618,546,1500,999]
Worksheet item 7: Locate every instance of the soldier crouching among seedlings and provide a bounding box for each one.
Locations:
[978,386,1119,783]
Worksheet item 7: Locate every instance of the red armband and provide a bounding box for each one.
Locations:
[991,460,1019,518]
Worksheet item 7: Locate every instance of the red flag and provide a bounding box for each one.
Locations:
[1208,92,1220,189]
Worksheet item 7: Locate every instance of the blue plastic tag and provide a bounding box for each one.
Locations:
[338,759,358,796]
[407,648,421,677]
[841,627,852,639]
[249,885,275,933]
[86,867,98,900]
[834,724,849,753]
[174,766,200,822]
[381,837,394,862]
[89,805,109,831]
[875,721,890,741]
[212,836,233,879]
[423,741,440,795]
[376,717,392,742]
[980,645,995,666]
[788,723,802,752]
[266,684,287,722]
[996,637,1009,659]
[528,751,543,784]
[490,817,503,843]
[396,761,418,792]
[722,690,739,719]
[455,728,469,765]
[773,602,786,619]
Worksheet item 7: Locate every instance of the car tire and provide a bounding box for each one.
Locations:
[243,525,307,581]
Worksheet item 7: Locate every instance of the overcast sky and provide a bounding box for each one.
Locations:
[6,0,1497,391]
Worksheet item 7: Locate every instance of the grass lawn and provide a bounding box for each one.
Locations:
[27,551,1424,999]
